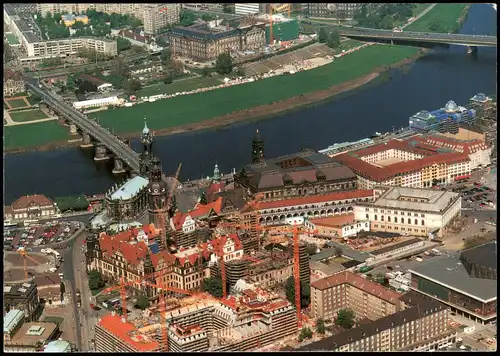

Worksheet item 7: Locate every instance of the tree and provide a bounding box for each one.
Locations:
[163,75,173,84]
[135,294,149,310]
[202,67,212,77]
[117,37,131,52]
[333,246,343,257]
[202,14,216,21]
[285,276,310,309]
[88,270,105,290]
[306,243,317,256]
[222,4,233,14]
[111,57,131,78]
[298,327,313,341]
[202,277,223,298]
[160,48,171,64]
[380,15,394,30]
[234,67,245,77]
[179,9,196,27]
[335,308,355,329]
[316,318,326,334]
[318,27,328,43]
[215,52,233,75]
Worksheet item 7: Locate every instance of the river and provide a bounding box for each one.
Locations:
[4,4,497,205]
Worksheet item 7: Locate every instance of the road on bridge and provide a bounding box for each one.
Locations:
[24,79,141,172]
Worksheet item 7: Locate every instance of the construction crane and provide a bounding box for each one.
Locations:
[17,248,42,280]
[103,277,217,351]
[269,3,292,44]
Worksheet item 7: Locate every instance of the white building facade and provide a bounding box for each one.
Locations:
[354,187,461,238]
[235,3,260,15]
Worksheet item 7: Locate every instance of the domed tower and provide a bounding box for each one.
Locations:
[251,129,265,163]
[213,163,221,183]
[139,118,154,177]
[147,155,169,227]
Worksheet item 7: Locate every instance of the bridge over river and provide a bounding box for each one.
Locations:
[24,77,141,174]
[338,28,497,49]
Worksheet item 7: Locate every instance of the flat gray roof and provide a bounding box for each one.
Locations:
[24,31,40,43]
[409,249,497,302]
[373,187,460,213]
[323,240,372,262]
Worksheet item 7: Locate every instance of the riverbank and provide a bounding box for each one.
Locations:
[5,47,429,154]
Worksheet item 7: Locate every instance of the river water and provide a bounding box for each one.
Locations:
[4,4,497,205]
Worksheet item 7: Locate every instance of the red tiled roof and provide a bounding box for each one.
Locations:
[11,194,54,210]
[206,182,225,202]
[99,225,167,267]
[310,214,355,227]
[171,197,223,231]
[311,271,401,304]
[335,151,468,182]
[259,190,374,210]
[413,135,489,155]
[98,314,159,352]
[209,233,243,255]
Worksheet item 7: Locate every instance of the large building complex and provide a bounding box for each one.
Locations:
[169,20,266,61]
[310,271,402,321]
[182,4,225,12]
[300,291,456,352]
[302,3,376,19]
[332,134,491,189]
[410,100,476,133]
[234,146,358,202]
[36,4,180,34]
[234,3,261,15]
[408,242,497,324]
[354,186,461,238]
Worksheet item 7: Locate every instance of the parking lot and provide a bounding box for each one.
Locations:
[4,221,82,251]
[368,250,440,278]
[453,181,496,210]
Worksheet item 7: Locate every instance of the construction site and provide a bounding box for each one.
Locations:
[4,249,59,283]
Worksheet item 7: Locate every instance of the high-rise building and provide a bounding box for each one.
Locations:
[234,3,260,15]
[303,3,376,20]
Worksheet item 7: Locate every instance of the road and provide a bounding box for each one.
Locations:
[63,229,97,351]
[401,4,436,30]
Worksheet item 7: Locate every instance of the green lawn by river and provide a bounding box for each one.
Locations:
[405,3,468,32]
[88,45,418,135]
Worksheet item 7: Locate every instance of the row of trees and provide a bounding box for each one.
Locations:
[354,3,417,30]
[318,27,341,48]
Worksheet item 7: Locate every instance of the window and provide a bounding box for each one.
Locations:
[388,216,391,222]
[366,208,369,212]
[381,215,385,221]
[415,219,418,225]
[374,215,378,221]
[408,218,411,224]
[366,214,369,219]
[394,217,398,223]
[421,220,425,226]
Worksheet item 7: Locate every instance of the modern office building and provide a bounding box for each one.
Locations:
[408,242,497,324]
[234,3,260,15]
[354,186,461,239]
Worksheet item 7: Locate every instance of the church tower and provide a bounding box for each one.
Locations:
[213,163,221,183]
[147,155,169,227]
[139,118,154,177]
[252,129,265,163]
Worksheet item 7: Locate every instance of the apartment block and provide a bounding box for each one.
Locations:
[300,291,455,352]
[310,271,402,322]
[182,4,225,12]
[36,4,180,34]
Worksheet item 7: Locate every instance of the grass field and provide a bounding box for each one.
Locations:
[337,39,364,52]
[5,98,28,109]
[136,76,223,97]
[9,110,49,123]
[5,33,19,45]
[4,121,71,149]
[405,3,468,32]
[26,95,40,106]
[332,256,350,264]
[90,45,418,134]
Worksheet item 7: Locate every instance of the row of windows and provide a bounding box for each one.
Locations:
[371,215,426,226]
[370,209,425,217]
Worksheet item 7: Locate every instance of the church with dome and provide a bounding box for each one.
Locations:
[409,96,482,133]
[90,119,176,232]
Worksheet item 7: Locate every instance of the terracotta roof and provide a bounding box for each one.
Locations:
[311,271,401,304]
[11,194,54,210]
[119,30,152,44]
[335,151,469,182]
[206,182,225,202]
[413,135,489,155]
[99,225,170,268]
[98,314,159,352]
[310,214,355,227]
[209,233,243,255]
[259,190,374,210]
[171,197,223,231]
